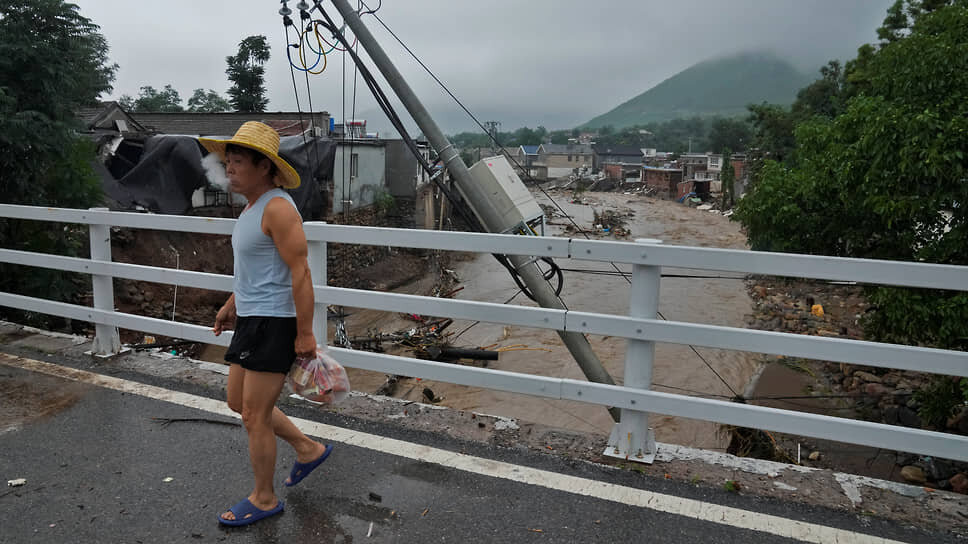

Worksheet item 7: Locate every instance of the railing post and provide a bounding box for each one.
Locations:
[307,223,327,348]
[88,208,121,356]
[604,238,661,463]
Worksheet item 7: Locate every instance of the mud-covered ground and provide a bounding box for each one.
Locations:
[342,189,758,451]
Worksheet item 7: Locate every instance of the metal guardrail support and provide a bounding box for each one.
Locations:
[307,226,327,347]
[87,207,121,356]
[605,238,661,463]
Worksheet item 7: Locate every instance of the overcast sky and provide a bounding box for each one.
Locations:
[73,0,893,134]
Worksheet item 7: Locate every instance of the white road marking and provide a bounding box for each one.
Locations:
[2,354,907,544]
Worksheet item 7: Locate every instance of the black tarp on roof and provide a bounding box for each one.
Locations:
[101,134,335,220]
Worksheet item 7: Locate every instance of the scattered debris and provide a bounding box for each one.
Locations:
[162,477,174,483]
[421,508,430,517]
[151,417,240,428]
[367,521,374,537]
[422,387,441,403]
[7,478,26,487]
[593,208,629,231]
[368,491,382,502]
[493,418,520,431]
[376,375,400,396]
[901,465,927,485]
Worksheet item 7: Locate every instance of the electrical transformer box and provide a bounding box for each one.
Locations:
[464,155,544,235]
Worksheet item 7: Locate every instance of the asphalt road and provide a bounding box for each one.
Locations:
[0,362,952,544]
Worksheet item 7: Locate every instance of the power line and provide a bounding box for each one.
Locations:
[556,268,747,281]
[355,4,740,396]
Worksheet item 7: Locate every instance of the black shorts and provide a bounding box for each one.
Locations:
[224,316,298,374]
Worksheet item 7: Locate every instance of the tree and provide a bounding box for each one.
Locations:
[187,88,232,113]
[877,0,910,42]
[791,61,846,120]
[226,35,270,112]
[0,0,115,325]
[118,84,184,112]
[708,117,751,155]
[746,103,797,166]
[720,148,735,209]
[735,1,968,350]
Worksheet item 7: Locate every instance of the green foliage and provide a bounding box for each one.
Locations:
[863,287,968,350]
[746,103,797,165]
[583,52,812,130]
[375,191,396,214]
[722,480,740,493]
[0,0,112,326]
[877,0,911,43]
[736,2,968,353]
[187,88,232,113]
[226,35,270,112]
[733,160,837,253]
[914,376,967,429]
[449,125,548,150]
[708,118,752,154]
[720,148,735,209]
[791,61,846,120]
[118,84,184,112]
[458,149,476,167]
[0,0,116,124]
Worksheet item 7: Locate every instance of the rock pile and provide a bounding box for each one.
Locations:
[746,278,968,493]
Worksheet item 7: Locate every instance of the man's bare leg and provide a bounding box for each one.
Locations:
[227,364,325,461]
[221,369,284,521]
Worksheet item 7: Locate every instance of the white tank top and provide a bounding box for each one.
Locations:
[232,188,298,317]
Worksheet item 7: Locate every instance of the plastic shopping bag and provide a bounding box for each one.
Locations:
[287,348,351,403]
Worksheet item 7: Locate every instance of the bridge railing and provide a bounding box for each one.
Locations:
[0,203,965,463]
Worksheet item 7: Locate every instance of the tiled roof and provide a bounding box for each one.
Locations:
[538,143,593,155]
[130,111,330,137]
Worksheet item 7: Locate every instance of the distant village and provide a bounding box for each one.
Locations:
[79,101,745,231]
[496,132,747,203]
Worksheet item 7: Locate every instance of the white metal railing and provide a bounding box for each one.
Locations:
[0,203,966,463]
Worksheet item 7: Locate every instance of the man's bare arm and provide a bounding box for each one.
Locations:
[263,198,316,357]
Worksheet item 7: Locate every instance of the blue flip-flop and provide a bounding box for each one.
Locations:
[218,498,284,526]
[284,444,333,487]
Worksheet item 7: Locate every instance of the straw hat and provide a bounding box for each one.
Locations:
[198,121,301,189]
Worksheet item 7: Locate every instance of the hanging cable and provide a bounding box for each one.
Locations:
[656,308,740,398]
[358,0,381,16]
[312,4,562,302]
[281,17,313,165]
[307,22,337,55]
[298,26,328,73]
[352,2,751,397]
[297,8,323,190]
[284,18,324,73]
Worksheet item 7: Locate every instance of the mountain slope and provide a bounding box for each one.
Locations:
[584,52,813,129]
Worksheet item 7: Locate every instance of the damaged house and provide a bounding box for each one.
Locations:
[78,103,457,231]
[81,103,335,220]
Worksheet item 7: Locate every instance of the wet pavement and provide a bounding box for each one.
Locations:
[1,349,964,543]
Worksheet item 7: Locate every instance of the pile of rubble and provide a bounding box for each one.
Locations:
[746,278,968,493]
[592,208,633,238]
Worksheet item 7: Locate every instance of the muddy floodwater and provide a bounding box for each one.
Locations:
[342,190,758,451]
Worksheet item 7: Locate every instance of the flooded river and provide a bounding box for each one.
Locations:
[342,190,758,451]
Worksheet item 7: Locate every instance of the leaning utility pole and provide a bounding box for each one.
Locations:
[330,0,619,421]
